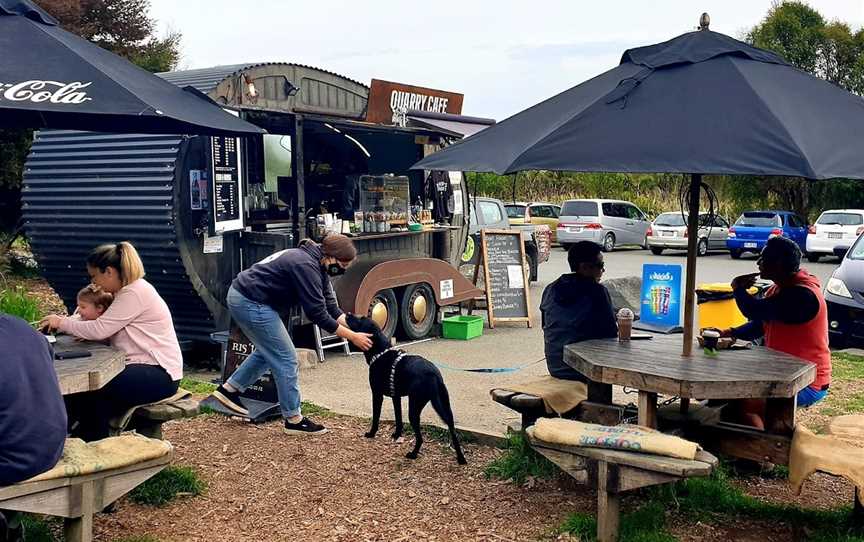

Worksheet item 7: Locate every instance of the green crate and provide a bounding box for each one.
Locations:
[441,315,484,340]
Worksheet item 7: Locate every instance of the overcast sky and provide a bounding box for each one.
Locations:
[149,1,864,120]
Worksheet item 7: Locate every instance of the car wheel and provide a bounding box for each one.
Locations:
[642,235,649,250]
[602,233,615,252]
[730,249,742,260]
[806,253,821,263]
[525,251,538,282]
[368,289,399,339]
[650,247,664,256]
[697,238,708,257]
[398,284,437,340]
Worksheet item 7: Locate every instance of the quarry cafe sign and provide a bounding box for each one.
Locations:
[366,79,463,125]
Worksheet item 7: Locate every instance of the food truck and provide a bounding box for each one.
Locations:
[22,63,496,346]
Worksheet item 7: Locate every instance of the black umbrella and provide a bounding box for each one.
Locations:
[414,17,864,355]
[0,0,264,135]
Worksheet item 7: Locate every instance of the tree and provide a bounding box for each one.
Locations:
[0,0,181,234]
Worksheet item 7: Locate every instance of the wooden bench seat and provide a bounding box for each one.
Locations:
[112,396,200,439]
[491,389,625,428]
[0,451,173,542]
[527,427,717,542]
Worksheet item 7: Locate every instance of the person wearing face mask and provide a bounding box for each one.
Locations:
[540,241,618,382]
[210,234,372,435]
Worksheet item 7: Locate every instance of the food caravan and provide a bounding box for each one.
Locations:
[22,63,495,346]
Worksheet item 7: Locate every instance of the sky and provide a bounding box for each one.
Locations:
[149,1,864,121]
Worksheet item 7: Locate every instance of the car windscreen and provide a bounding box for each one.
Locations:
[654,213,686,227]
[818,212,863,226]
[561,201,598,216]
[735,212,781,227]
[504,205,526,219]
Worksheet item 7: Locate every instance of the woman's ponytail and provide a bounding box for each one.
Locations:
[87,241,146,286]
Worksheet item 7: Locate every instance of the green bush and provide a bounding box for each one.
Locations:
[484,432,558,484]
[129,466,205,506]
[0,283,42,322]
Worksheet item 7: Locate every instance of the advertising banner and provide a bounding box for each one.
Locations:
[639,264,683,331]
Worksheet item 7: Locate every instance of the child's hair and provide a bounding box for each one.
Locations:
[77,284,114,311]
[86,241,146,286]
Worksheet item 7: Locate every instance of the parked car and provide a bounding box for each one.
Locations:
[825,230,864,348]
[646,212,730,256]
[465,196,551,281]
[556,199,650,252]
[504,202,562,243]
[726,210,808,259]
[806,209,864,262]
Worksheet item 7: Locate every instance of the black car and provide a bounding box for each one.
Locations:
[826,232,864,348]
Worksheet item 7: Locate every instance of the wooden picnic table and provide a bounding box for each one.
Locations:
[52,334,126,395]
[564,334,817,465]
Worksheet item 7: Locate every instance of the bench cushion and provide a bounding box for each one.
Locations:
[491,377,587,415]
[531,417,700,460]
[20,434,172,483]
[790,424,864,495]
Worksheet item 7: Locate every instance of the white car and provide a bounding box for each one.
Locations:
[806,209,864,262]
[647,212,730,256]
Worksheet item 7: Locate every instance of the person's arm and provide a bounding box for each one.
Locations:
[728,319,765,342]
[733,286,819,325]
[57,290,143,340]
[323,280,344,321]
[291,264,341,333]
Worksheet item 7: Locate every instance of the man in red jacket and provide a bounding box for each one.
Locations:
[721,236,831,428]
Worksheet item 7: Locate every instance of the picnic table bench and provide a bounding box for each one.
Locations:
[527,427,717,542]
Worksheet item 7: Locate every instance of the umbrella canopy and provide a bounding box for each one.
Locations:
[0,0,264,135]
[413,28,864,180]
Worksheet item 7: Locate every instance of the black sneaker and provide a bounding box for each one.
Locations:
[283,417,328,435]
[211,385,249,415]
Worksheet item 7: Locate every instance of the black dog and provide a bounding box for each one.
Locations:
[346,314,467,465]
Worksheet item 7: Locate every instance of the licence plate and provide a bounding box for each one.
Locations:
[568,227,582,233]
[829,232,843,239]
[662,231,675,237]
[744,242,757,248]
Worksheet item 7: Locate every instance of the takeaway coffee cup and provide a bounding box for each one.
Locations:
[617,308,634,342]
[702,328,721,354]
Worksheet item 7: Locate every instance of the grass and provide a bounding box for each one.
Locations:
[301,400,335,418]
[20,515,57,542]
[178,377,217,394]
[818,353,864,416]
[558,501,676,542]
[129,465,205,507]
[0,283,42,322]
[484,431,558,484]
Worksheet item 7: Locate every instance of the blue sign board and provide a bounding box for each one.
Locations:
[639,264,683,329]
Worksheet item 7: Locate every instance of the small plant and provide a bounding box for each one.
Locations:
[20,514,57,542]
[0,283,42,322]
[178,377,217,394]
[129,466,205,506]
[484,431,558,484]
[301,401,335,418]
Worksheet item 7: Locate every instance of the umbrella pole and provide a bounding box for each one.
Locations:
[682,173,701,357]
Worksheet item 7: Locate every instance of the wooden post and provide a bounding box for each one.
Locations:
[682,173,702,357]
[638,391,658,429]
[64,481,94,542]
[597,460,620,542]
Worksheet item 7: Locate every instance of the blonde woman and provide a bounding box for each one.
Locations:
[41,242,182,440]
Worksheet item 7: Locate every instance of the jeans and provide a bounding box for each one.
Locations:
[226,286,301,418]
[797,386,828,408]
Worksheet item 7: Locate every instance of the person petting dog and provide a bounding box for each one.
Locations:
[721,236,831,428]
[210,234,373,436]
[541,241,618,382]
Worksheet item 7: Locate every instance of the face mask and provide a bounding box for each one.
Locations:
[326,263,346,277]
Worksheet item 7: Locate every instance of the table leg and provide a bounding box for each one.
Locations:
[588,381,613,404]
[638,391,658,429]
[764,397,796,435]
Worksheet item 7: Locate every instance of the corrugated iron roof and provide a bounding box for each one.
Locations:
[158,62,368,94]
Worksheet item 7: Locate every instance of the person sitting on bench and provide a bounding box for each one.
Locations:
[541,241,618,382]
[0,314,67,485]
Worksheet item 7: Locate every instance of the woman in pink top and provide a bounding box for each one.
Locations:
[41,242,182,440]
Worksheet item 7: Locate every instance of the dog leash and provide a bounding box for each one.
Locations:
[430,358,545,374]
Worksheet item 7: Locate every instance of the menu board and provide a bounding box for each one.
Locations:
[210,136,244,233]
[480,229,532,328]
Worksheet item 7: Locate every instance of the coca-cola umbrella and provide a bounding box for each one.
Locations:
[414,15,864,355]
[0,0,263,135]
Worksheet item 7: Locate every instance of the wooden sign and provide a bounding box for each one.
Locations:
[366,79,464,124]
[480,229,532,328]
[223,326,277,403]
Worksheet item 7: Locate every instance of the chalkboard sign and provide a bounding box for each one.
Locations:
[480,229,532,328]
[210,135,244,233]
[223,326,277,403]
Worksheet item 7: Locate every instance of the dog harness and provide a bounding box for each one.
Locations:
[367,347,407,397]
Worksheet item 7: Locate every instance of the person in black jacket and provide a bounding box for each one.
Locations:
[210,234,372,435]
[540,241,618,381]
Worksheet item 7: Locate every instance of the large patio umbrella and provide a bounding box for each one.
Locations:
[414,16,864,356]
[0,0,264,135]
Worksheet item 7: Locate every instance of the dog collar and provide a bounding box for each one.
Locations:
[368,346,398,367]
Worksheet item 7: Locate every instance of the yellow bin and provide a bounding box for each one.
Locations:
[696,283,756,330]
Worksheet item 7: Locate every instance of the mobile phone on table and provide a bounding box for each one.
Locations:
[54,349,92,360]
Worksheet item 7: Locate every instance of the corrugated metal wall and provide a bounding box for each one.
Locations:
[21,130,215,342]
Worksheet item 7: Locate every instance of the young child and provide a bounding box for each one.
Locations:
[75,284,113,321]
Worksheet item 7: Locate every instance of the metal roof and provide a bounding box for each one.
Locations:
[158,62,369,95]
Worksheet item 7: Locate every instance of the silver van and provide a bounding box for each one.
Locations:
[556,199,651,251]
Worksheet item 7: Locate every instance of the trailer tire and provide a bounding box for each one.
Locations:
[399,283,437,340]
[368,289,399,339]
